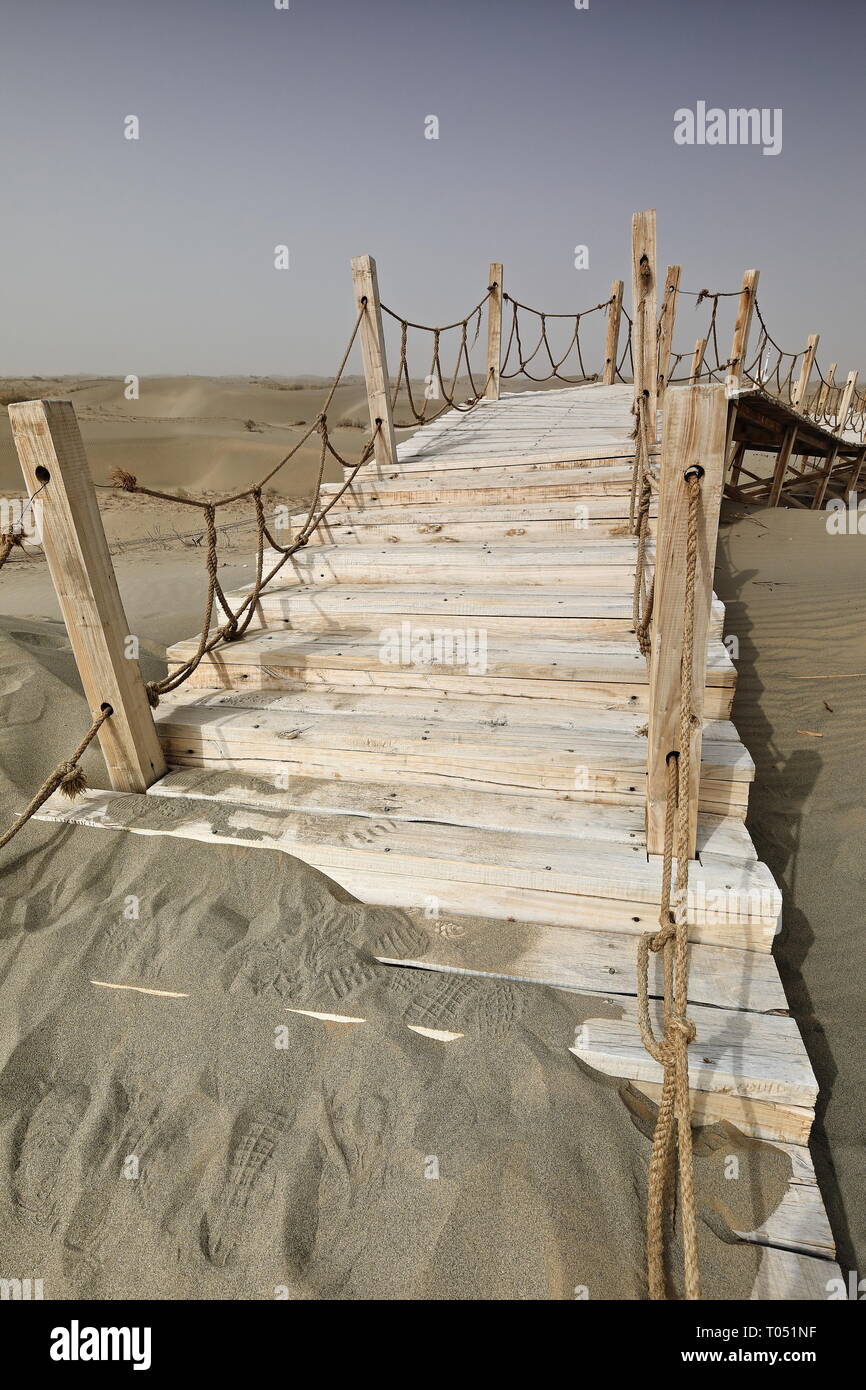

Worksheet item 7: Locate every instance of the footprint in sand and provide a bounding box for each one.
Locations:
[13,1082,90,1230]
[201,1109,287,1268]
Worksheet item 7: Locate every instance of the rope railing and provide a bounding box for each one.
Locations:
[380,290,492,427]
[0,300,383,847]
[500,291,615,385]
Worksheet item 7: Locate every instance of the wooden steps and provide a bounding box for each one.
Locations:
[153,688,751,815]
[246,580,702,638]
[29,381,830,1293]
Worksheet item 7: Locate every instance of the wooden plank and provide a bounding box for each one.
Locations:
[631,209,658,422]
[350,254,397,473]
[30,790,775,949]
[646,385,728,855]
[656,264,681,400]
[146,759,756,858]
[7,399,167,792]
[571,1000,817,1107]
[792,333,819,410]
[485,262,503,400]
[750,1249,842,1300]
[602,279,624,385]
[633,1082,814,1146]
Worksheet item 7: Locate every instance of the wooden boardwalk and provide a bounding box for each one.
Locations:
[34,381,841,1298]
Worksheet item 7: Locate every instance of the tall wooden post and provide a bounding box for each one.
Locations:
[656,264,681,401]
[631,210,658,428]
[836,370,858,435]
[727,270,759,394]
[646,384,727,858]
[8,400,167,792]
[485,262,503,400]
[724,268,759,468]
[816,362,836,419]
[350,254,398,474]
[689,338,707,384]
[812,444,840,510]
[602,279,624,386]
[792,333,819,411]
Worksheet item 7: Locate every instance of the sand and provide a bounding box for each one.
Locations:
[716,499,866,1277]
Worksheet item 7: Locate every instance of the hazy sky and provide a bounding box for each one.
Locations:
[1,0,864,376]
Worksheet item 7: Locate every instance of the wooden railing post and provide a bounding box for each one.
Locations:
[631,210,658,426]
[816,362,837,419]
[656,264,681,402]
[602,279,624,385]
[350,254,398,473]
[485,262,504,400]
[646,384,727,858]
[792,333,819,411]
[836,370,858,435]
[689,337,707,384]
[8,400,167,793]
[727,269,759,394]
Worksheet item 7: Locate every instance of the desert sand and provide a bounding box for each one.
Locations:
[0,381,854,1299]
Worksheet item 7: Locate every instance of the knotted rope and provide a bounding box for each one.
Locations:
[0,530,25,570]
[635,467,703,1301]
[630,393,656,656]
[0,705,112,852]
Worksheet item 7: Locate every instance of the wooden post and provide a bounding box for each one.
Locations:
[812,444,840,511]
[724,268,759,467]
[815,362,836,420]
[792,333,819,411]
[727,269,760,394]
[689,337,707,384]
[486,262,503,400]
[602,279,624,386]
[646,384,727,858]
[350,254,398,474]
[836,370,858,435]
[729,441,747,488]
[8,400,167,793]
[768,424,798,507]
[631,209,658,427]
[656,264,681,401]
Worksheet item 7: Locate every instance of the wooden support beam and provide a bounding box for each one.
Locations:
[631,209,658,426]
[350,254,398,474]
[768,425,798,507]
[656,264,681,401]
[815,361,836,419]
[602,279,624,386]
[729,441,747,488]
[812,444,840,511]
[647,385,727,857]
[8,400,167,792]
[485,262,503,401]
[792,334,819,411]
[689,337,707,384]
[836,370,858,436]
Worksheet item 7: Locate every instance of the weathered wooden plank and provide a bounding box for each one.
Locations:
[485,262,503,399]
